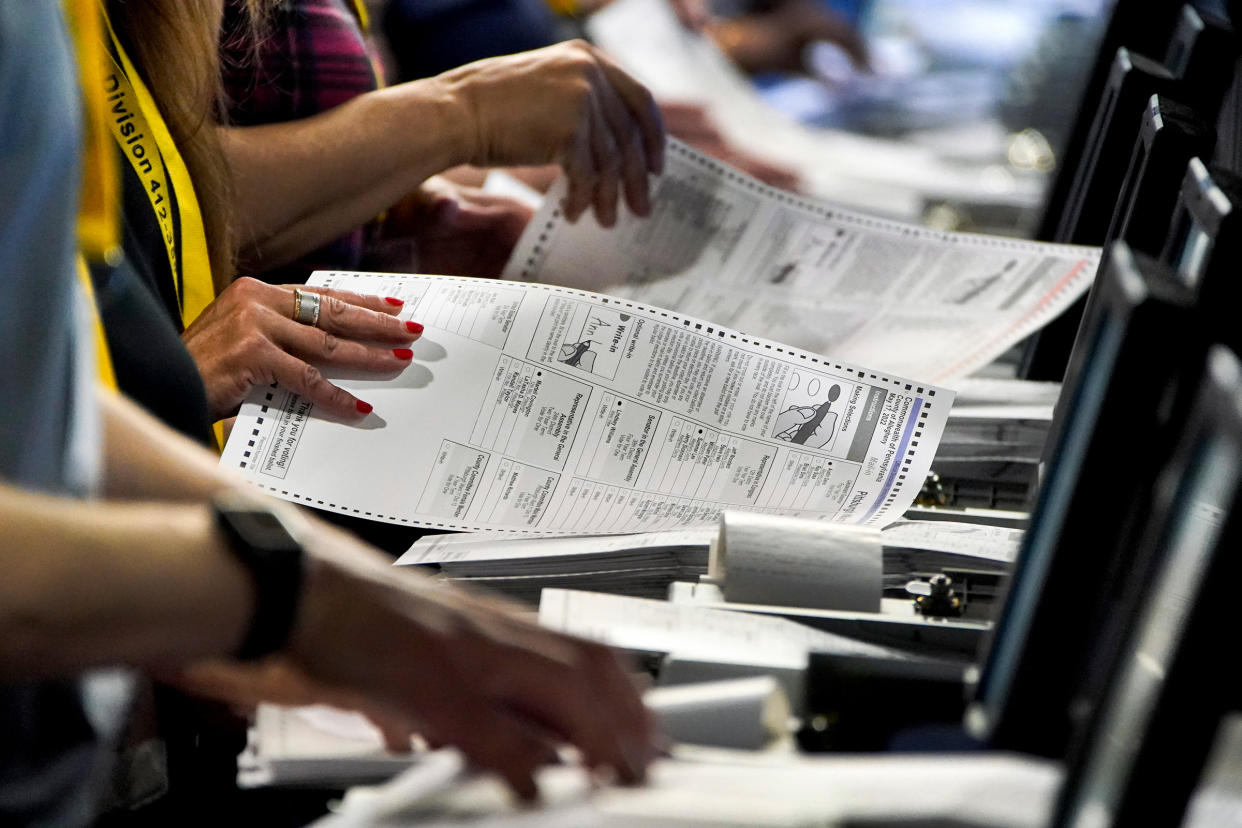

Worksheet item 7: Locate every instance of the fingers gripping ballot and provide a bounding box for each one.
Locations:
[287,546,659,801]
[585,48,663,224]
[442,40,664,227]
[565,46,663,226]
[180,277,424,421]
[483,638,657,788]
[380,627,655,800]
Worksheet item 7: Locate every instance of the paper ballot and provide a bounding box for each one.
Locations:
[397,529,715,602]
[313,752,1059,828]
[397,528,716,566]
[398,517,1013,608]
[504,140,1100,383]
[242,679,790,789]
[238,705,421,788]
[538,588,904,667]
[222,272,953,532]
[882,520,1023,563]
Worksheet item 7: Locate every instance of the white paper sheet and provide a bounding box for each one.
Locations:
[222,273,953,532]
[397,529,715,603]
[883,520,1025,561]
[397,528,716,566]
[238,705,420,788]
[314,751,1059,828]
[481,170,544,211]
[538,588,905,667]
[242,677,788,790]
[949,377,1062,407]
[504,140,1100,383]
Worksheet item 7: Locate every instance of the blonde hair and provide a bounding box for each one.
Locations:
[106,0,269,292]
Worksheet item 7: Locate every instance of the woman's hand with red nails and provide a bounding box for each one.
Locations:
[182,277,421,421]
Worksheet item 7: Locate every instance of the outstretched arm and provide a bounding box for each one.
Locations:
[2,390,266,676]
[0,481,250,678]
[225,40,664,272]
[2,388,656,796]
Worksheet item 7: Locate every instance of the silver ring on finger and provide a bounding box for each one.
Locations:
[293,288,322,327]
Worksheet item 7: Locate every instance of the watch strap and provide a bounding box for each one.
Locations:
[212,495,305,661]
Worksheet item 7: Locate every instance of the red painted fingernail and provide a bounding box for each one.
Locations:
[405,321,424,334]
[385,296,404,306]
[355,400,373,415]
[393,348,414,360]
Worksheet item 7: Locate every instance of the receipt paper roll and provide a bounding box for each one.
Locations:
[711,511,882,612]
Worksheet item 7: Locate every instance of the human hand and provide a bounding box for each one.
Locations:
[773,402,836,448]
[272,524,658,800]
[709,0,869,75]
[158,658,420,753]
[383,177,534,279]
[657,101,722,144]
[659,102,802,191]
[774,405,815,439]
[182,277,422,421]
[666,0,711,29]
[436,41,664,227]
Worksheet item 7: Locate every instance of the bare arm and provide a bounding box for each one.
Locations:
[0,484,251,679]
[1,386,656,794]
[100,389,240,501]
[223,82,467,271]
[0,390,259,676]
[225,41,663,271]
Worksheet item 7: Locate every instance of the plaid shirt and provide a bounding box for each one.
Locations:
[222,0,381,274]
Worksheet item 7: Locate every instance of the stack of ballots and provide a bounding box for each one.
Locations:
[398,515,1020,608]
[928,378,1061,509]
[881,519,1022,606]
[242,677,795,789]
[397,529,716,604]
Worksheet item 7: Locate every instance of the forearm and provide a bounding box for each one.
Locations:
[0,484,251,679]
[224,41,663,267]
[237,174,422,271]
[223,79,473,270]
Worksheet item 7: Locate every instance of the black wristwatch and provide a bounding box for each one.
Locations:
[212,494,305,661]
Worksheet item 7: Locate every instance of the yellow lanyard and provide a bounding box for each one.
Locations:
[348,0,370,33]
[343,0,386,88]
[62,0,118,389]
[64,0,120,264]
[545,0,580,17]
[98,4,216,329]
